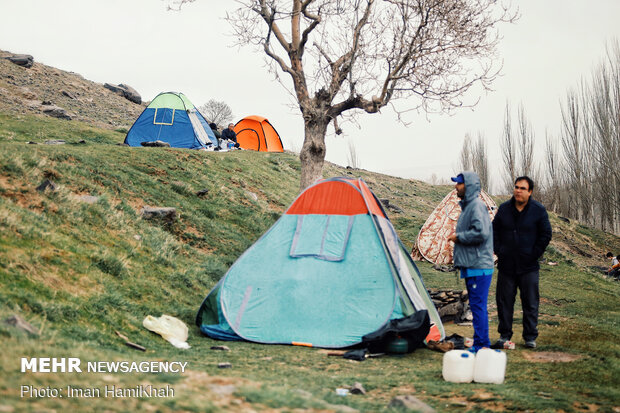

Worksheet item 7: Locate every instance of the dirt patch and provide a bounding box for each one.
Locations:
[573,401,601,412]
[523,351,583,363]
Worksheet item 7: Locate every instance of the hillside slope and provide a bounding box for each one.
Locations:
[1,49,144,130]
[0,56,619,412]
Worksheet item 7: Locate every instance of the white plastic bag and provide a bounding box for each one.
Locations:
[143,314,190,349]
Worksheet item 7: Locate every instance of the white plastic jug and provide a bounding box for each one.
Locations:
[473,348,507,384]
[442,350,475,383]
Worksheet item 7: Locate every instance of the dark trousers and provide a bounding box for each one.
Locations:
[496,270,539,342]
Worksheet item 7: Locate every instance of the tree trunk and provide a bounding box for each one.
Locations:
[299,118,329,191]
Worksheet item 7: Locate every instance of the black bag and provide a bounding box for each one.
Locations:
[360,311,430,354]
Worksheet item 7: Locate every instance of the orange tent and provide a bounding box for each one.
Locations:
[233,115,284,152]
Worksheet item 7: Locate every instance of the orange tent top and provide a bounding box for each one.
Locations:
[233,115,284,152]
[286,178,386,217]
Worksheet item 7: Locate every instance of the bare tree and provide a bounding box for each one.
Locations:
[517,104,534,177]
[472,133,490,193]
[346,139,360,169]
[171,0,515,190]
[458,133,490,192]
[458,134,473,172]
[198,99,234,126]
[500,103,516,193]
[542,131,561,213]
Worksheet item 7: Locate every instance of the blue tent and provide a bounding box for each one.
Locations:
[196,177,445,349]
[124,92,218,149]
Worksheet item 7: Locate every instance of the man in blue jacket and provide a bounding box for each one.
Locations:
[448,171,494,351]
[492,176,552,349]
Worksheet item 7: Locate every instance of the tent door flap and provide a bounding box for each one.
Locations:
[289,215,354,261]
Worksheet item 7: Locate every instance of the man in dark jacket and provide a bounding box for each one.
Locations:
[209,123,222,149]
[448,171,494,351]
[492,176,552,349]
[221,123,237,141]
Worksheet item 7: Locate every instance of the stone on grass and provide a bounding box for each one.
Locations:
[140,206,177,222]
[218,362,232,369]
[210,345,230,351]
[349,382,366,395]
[104,82,141,104]
[4,314,39,336]
[41,105,72,120]
[36,179,57,192]
[380,199,403,213]
[77,195,99,204]
[62,90,77,100]
[7,54,34,68]
[389,395,435,412]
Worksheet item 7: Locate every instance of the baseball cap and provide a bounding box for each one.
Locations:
[451,174,464,184]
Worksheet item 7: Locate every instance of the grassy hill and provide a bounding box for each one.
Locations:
[0,57,619,412]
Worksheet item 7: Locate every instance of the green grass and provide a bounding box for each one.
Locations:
[0,112,619,412]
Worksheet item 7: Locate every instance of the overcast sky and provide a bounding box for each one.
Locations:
[1,0,619,191]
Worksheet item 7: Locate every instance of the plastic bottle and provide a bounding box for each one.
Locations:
[473,348,507,384]
[442,350,475,383]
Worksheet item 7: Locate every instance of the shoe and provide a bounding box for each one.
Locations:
[524,340,537,349]
[491,338,510,349]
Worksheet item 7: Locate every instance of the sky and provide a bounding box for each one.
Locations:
[1,0,619,192]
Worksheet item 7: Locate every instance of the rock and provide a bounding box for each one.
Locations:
[4,314,39,336]
[41,104,72,120]
[77,140,86,144]
[558,216,570,223]
[36,179,57,192]
[62,90,77,99]
[380,199,403,213]
[210,345,230,351]
[196,189,209,197]
[141,140,171,147]
[349,382,366,395]
[246,191,258,201]
[7,54,34,68]
[140,206,177,222]
[208,384,236,396]
[119,83,141,104]
[104,83,141,104]
[437,301,463,319]
[217,362,232,369]
[76,195,99,204]
[18,87,37,100]
[388,395,435,412]
[44,140,66,145]
[104,83,124,94]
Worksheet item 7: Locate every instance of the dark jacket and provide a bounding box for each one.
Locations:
[493,197,552,274]
[453,171,494,270]
[221,128,237,142]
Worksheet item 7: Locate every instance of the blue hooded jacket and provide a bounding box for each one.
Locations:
[453,171,494,273]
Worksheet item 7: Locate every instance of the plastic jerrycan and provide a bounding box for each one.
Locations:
[442,350,475,383]
[473,348,507,384]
